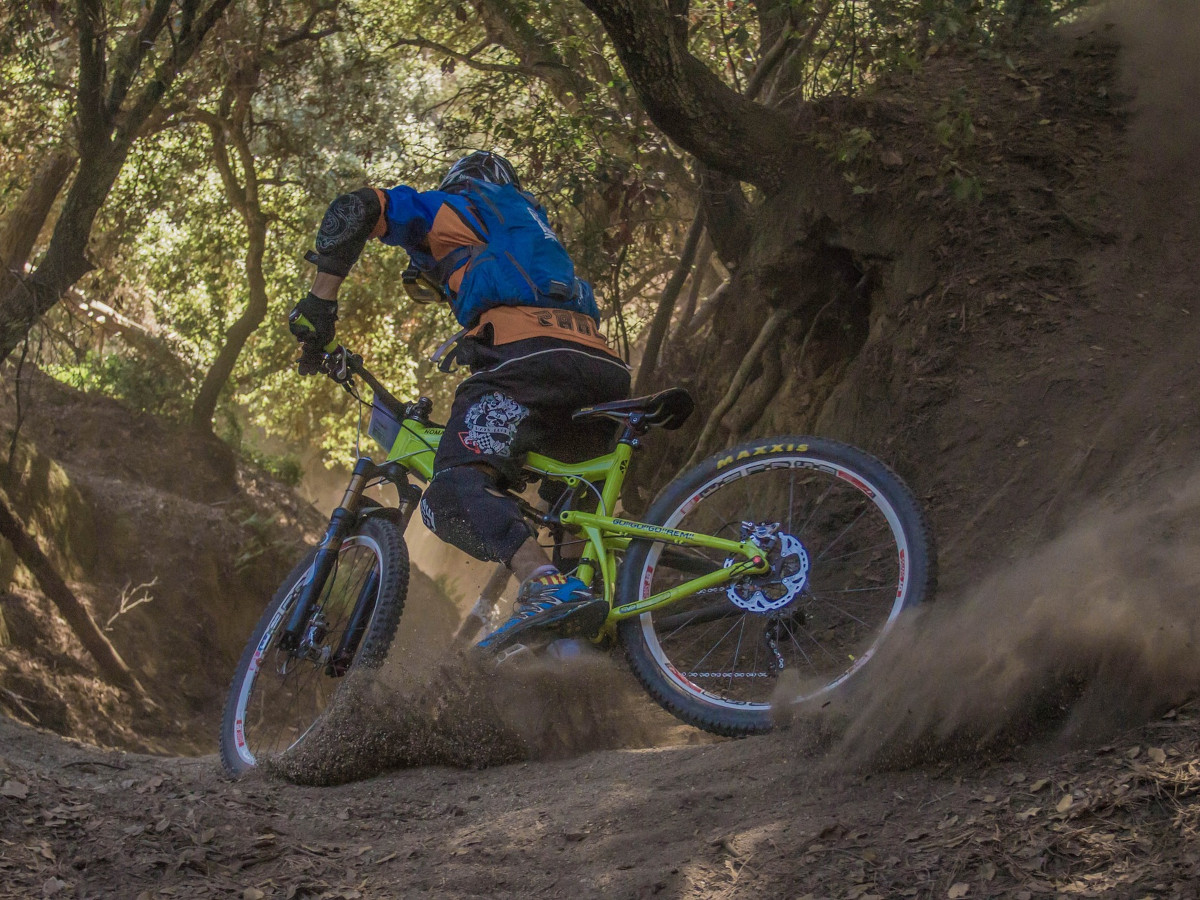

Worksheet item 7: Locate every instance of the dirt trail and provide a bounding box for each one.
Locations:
[6,691,1200,898]
[8,6,1200,899]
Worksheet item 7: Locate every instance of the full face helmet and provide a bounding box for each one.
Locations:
[438,151,521,193]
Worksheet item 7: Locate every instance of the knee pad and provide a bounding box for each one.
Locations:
[419,465,531,564]
[311,188,384,277]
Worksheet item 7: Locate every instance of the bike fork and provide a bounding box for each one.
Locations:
[326,567,381,675]
[280,457,378,651]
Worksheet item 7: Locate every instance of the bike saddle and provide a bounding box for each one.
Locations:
[572,387,695,431]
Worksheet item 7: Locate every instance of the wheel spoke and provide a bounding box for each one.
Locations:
[812,507,870,563]
[636,448,925,715]
[780,618,820,666]
[726,616,748,688]
[234,537,386,764]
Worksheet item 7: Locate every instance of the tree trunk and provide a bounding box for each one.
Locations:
[0,493,148,701]
[189,92,272,432]
[698,166,754,270]
[0,0,234,365]
[635,210,705,395]
[191,210,269,430]
[0,147,125,360]
[0,150,77,281]
[581,0,812,188]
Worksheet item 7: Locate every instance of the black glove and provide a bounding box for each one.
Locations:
[296,342,327,377]
[288,293,338,374]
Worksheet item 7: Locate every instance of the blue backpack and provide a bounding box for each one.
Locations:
[432,179,599,327]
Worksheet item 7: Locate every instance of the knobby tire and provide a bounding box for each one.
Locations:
[219,516,408,776]
[616,437,936,737]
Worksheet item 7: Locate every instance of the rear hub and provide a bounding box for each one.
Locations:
[725,524,810,613]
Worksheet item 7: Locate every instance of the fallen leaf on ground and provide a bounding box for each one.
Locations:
[1,780,29,799]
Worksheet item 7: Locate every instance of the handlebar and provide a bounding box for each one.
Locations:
[319,346,430,424]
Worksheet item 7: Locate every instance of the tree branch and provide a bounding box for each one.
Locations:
[685,306,789,468]
[115,0,236,147]
[275,0,342,49]
[0,491,148,702]
[104,0,173,123]
[635,209,705,395]
[580,0,802,187]
[472,0,592,105]
[386,35,525,77]
[75,0,109,149]
[191,110,245,214]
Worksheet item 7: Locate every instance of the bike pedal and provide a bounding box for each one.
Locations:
[493,643,531,666]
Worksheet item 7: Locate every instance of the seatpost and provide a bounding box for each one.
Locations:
[617,412,647,446]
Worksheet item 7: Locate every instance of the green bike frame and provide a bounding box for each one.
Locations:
[381,412,770,632]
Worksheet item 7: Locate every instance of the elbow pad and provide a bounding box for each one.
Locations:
[309,187,386,277]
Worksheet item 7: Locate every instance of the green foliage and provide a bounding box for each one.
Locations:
[239,448,304,487]
[233,511,297,571]
[950,173,984,203]
[43,352,191,419]
[933,91,983,203]
[934,96,977,151]
[4,0,1076,488]
[0,8,74,224]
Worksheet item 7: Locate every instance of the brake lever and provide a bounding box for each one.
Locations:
[324,346,353,384]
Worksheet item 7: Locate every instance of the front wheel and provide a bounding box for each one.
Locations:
[219,515,409,776]
[617,437,936,737]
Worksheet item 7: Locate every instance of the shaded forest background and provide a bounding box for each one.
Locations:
[1,0,1084,461]
[0,0,1101,737]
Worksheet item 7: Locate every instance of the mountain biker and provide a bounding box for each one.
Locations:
[288,151,630,654]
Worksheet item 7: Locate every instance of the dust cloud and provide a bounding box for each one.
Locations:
[791,0,1200,773]
[1102,0,1200,177]
[800,475,1200,767]
[265,639,685,786]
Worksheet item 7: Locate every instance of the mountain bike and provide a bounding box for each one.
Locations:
[219,347,936,776]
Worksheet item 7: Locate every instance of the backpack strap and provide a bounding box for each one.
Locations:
[431,245,481,286]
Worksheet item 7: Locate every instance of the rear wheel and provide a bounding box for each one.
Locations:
[617,437,935,736]
[219,516,408,776]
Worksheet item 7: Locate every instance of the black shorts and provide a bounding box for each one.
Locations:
[434,335,632,481]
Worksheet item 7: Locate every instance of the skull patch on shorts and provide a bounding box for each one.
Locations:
[458,392,529,458]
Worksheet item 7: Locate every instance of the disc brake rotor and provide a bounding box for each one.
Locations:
[725,533,810,613]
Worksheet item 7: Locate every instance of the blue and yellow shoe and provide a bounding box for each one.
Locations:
[476,574,608,654]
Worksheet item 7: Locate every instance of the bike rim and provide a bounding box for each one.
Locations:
[229,535,383,769]
[637,455,912,711]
